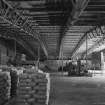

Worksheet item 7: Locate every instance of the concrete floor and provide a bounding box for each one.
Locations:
[49,75,105,105]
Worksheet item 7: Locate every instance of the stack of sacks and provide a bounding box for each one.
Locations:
[16,69,50,105]
[0,72,11,105]
[10,69,18,98]
[33,72,48,105]
[1,66,19,99]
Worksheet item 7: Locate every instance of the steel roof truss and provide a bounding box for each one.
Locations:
[0,0,48,57]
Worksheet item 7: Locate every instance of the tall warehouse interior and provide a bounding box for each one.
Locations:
[1,0,105,105]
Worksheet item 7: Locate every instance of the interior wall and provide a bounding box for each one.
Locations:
[0,38,15,65]
[44,60,59,71]
[91,52,101,70]
[0,43,7,65]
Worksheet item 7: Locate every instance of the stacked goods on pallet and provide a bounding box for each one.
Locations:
[33,71,48,105]
[10,69,18,98]
[0,66,11,72]
[0,66,18,99]
[16,69,50,105]
[0,71,11,105]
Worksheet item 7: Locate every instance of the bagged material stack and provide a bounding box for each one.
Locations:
[16,69,50,105]
[0,72,11,105]
[33,72,48,105]
[1,66,19,99]
[10,69,18,98]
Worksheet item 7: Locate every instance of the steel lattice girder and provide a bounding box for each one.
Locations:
[0,0,48,57]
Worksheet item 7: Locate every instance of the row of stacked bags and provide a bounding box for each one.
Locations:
[0,66,50,105]
[0,69,11,105]
[16,69,48,105]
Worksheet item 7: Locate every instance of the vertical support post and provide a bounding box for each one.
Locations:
[14,39,16,56]
[101,52,105,75]
[86,33,88,72]
[36,45,40,69]
[38,45,40,61]
[0,36,1,64]
[38,45,40,68]
[61,45,63,76]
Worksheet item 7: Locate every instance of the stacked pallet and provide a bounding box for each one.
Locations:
[16,69,50,105]
[0,72,11,105]
[1,66,19,99]
[10,69,18,98]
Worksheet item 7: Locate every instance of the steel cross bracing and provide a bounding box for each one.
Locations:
[0,0,48,57]
[72,25,105,59]
[82,26,105,58]
[0,26,36,56]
